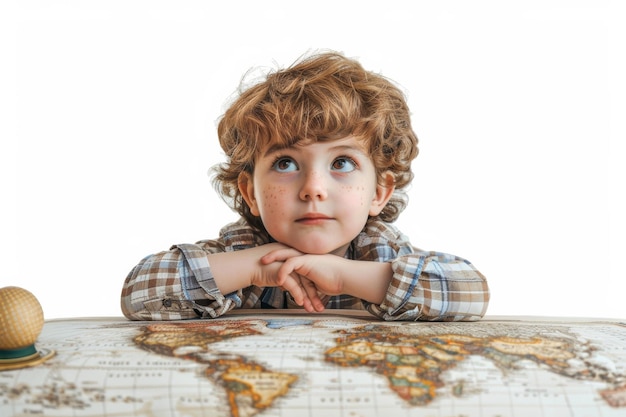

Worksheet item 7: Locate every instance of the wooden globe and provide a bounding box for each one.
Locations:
[0,286,44,359]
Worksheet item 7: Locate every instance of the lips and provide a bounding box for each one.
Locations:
[296,213,333,224]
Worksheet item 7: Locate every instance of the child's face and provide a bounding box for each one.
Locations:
[239,136,394,255]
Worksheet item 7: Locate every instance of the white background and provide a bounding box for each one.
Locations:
[2,0,624,320]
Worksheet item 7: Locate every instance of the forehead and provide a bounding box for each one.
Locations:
[260,136,369,158]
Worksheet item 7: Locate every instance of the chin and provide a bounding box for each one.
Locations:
[292,244,328,255]
[304,247,332,255]
[291,241,348,256]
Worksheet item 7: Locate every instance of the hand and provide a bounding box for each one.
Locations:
[251,244,325,312]
[261,248,394,306]
[261,249,348,312]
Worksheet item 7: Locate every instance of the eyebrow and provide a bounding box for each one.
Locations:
[262,144,290,158]
[330,144,368,155]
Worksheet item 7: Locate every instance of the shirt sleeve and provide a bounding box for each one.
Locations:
[120,219,262,320]
[120,241,244,320]
[367,251,490,321]
[355,220,490,322]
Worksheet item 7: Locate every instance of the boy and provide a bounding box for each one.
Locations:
[121,51,489,321]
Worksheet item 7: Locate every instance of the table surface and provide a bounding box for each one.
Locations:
[1,311,625,417]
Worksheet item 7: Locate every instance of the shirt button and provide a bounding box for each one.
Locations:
[162,299,172,308]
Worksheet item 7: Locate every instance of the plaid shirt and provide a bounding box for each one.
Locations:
[121,218,489,321]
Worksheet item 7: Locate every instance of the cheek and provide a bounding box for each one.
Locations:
[258,185,289,214]
[340,185,372,208]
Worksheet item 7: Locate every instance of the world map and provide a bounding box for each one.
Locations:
[1,311,625,417]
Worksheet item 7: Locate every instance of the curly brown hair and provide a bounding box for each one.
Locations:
[212,51,419,231]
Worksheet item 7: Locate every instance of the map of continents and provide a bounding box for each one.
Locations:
[1,315,626,417]
[131,317,626,417]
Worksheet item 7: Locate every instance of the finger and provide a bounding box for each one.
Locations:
[301,295,315,313]
[298,279,318,313]
[281,276,318,312]
[273,261,317,311]
[260,248,303,265]
[273,256,302,287]
[301,279,325,312]
[280,276,306,306]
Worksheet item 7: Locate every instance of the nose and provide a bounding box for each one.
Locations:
[299,170,328,201]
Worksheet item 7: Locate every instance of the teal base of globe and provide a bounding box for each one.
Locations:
[0,344,38,363]
[0,344,54,370]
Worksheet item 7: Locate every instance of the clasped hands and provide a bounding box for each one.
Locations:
[254,245,347,313]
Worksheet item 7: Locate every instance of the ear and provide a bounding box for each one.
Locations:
[369,171,396,216]
[238,172,260,216]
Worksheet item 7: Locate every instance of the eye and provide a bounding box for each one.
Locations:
[331,157,357,173]
[272,157,298,173]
